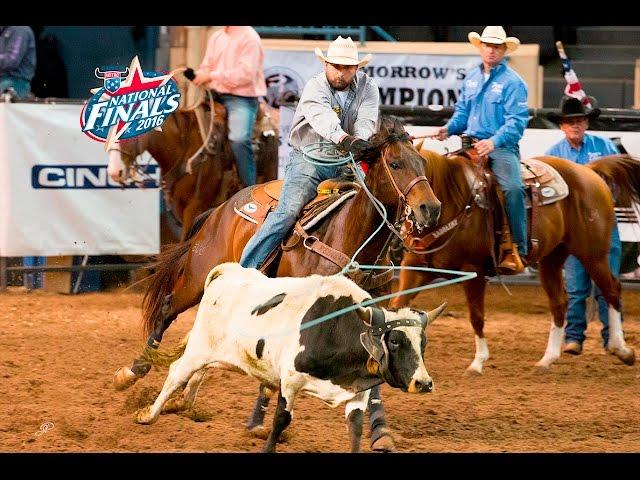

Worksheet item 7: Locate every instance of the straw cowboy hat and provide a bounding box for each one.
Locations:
[547,95,601,123]
[315,36,372,68]
[468,26,520,53]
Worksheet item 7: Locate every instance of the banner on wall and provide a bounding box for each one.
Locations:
[264,50,479,108]
[0,103,159,256]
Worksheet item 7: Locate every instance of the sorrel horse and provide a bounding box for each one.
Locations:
[107,103,279,241]
[390,146,640,373]
[114,116,442,451]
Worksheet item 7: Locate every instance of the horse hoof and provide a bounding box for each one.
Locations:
[135,406,156,425]
[464,366,483,377]
[247,425,269,439]
[114,367,139,391]
[371,431,396,453]
[533,363,550,374]
[610,347,636,366]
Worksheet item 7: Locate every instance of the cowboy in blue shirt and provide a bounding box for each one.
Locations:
[0,26,36,99]
[546,96,624,357]
[436,26,529,273]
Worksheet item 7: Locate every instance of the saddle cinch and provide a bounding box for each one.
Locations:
[232,178,393,290]
[465,149,569,273]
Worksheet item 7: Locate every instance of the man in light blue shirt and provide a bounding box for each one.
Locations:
[546,95,622,356]
[436,26,529,273]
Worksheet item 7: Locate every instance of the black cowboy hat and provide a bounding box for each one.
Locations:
[547,96,601,123]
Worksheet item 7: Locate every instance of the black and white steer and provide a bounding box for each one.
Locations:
[135,262,446,452]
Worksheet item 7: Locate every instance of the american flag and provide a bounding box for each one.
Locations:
[556,41,593,109]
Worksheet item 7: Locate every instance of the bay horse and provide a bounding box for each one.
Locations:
[107,102,279,241]
[390,145,640,373]
[114,116,442,451]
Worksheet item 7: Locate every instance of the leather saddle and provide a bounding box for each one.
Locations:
[234,178,360,231]
[459,147,568,274]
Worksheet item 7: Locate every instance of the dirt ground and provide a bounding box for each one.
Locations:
[1,283,640,452]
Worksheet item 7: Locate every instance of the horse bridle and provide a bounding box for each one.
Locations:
[362,132,431,238]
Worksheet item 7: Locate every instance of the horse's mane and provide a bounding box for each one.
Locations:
[419,150,472,210]
[588,154,640,207]
[356,115,411,163]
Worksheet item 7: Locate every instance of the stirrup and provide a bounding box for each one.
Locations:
[497,245,525,274]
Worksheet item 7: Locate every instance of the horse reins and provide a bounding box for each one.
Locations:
[168,67,217,175]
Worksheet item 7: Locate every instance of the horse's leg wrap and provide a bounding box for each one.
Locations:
[368,385,395,452]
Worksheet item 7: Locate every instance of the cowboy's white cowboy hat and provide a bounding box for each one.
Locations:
[468,26,520,53]
[315,36,372,67]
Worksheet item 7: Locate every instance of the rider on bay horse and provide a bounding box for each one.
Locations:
[239,36,379,271]
[435,26,529,273]
[192,26,267,188]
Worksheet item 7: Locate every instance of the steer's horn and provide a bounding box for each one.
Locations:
[421,302,448,328]
[356,304,372,326]
[95,68,106,79]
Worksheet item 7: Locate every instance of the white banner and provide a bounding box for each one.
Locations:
[264,50,478,107]
[0,103,159,256]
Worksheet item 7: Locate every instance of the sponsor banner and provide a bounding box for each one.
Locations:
[264,50,478,108]
[0,103,159,256]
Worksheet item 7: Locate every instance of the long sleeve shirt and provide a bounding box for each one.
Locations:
[198,26,266,98]
[545,133,619,165]
[446,59,529,149]
[0,26,36,81]
[288,69,379,150]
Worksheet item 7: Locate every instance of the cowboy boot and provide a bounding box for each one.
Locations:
[498,242,526,274]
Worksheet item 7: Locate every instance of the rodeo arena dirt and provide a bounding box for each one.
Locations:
[2,284,640,452]
[2,26,640,455]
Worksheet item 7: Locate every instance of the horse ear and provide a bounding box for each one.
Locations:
[415,139,425,152]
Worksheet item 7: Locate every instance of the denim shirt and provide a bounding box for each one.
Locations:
[446,59,529,149]
[545,134,619,165]
[0,26,36,81]
[288,69,380,150]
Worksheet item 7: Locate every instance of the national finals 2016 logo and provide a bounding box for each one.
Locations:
[80,56,181,150]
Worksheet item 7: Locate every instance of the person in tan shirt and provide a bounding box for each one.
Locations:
[193,26,267,187]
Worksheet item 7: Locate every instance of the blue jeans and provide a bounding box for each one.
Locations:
[489,146,528,257]
[240,149,343,269]
[218,94,259,187]
[0,77,31,99]
[564,223,622,347]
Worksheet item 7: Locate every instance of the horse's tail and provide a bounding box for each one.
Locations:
[141,209,212,337]
[141,241,192,337]
[141,333,190,367]
[588,154,640,207]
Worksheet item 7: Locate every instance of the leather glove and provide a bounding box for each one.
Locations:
[338,135,372,156]
[183,67,196,81]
